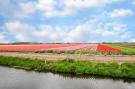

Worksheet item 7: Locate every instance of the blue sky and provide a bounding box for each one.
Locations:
[0,0,135,43]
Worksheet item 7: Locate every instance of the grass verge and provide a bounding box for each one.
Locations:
[0,56,135,79]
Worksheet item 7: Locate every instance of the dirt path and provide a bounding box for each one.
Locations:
[0,52,135,63]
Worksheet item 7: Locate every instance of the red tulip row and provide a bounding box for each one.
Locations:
[97,44,121,53]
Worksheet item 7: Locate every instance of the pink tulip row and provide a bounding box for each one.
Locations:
[41,44,98,51]
[0,44,97,51]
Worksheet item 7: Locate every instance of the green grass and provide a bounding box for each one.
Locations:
[107,44,135,55]
[35,50,102,55]
[35,49,118,56]
[0,56,135,79]
[35,50,77,54]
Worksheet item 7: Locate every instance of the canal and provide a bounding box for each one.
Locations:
[0,67,134,89]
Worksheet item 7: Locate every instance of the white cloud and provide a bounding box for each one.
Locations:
[129,39,135,42]
[102,22,130,39]
[0,0,122,18]
[64,21,101,43]
[0,33,10,43]
[112,23,127,31]
[39,0,122,17]
[34,20,130,43]
[108,8,134,18]
[64,26,90,43]
[36,0,55,11]
[0,0,31,17]
[4,22,66,42]
[64,19,130,43]
[1,0,133,43]
[14,2,36,18]
[33,25,66,42]
[121,32,131,39]
[102,30,117,37]
[3,18,131,43]
[5,21,35,41]
[63,0,121,8]
[36,0,74,17]
[105,22,127,31]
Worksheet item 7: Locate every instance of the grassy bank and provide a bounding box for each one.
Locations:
[108,44,135,55]
[0,56,135,79]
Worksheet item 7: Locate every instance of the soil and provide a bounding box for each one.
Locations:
[0,52,135,64]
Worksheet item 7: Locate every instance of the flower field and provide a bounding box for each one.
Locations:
[0,44,121,53]
[0,44,79,51]
[97,44,121,53]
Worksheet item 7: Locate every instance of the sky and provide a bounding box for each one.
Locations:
[0,0,135,43]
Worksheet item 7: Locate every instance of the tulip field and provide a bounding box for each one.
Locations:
[0,44,121,54]
[97,44,121,53]
[0,44,79,51]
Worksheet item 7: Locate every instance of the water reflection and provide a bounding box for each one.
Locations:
[56,73,135,83]
[0,67,134,89]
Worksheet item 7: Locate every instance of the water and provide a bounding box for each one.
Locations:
[0,67,134,89]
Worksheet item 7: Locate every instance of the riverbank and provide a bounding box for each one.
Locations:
[0,56,135,79]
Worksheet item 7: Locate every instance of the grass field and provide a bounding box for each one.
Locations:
[0,56,135,79]
[107,43,135,55]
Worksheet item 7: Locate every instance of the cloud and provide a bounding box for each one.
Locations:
[4,21,66,42]
[0,0,134,43]
[64,19,130,43]
[108,8,134,18]
[37,0,122,17]
[0,0,123,18]
[102,30,117,37]
[120,32,131,39]
[4,0,121,18]
[36,0,73,17]
[63,0,121,8]
[4,21,35,41]
[105,22,127,31]
[33,24,66,42]
[0,0,30,17]
[102,22,130,39]
[64,21,101,43]
[129,39,135,42]
[3,18,131,43]
[112,23,127,31]
[0,32,10,43]
[14,2,36,18]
